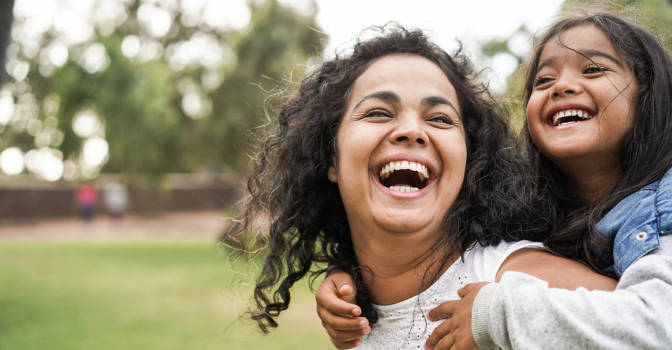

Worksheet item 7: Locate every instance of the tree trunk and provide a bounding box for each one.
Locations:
[0,0,15,86]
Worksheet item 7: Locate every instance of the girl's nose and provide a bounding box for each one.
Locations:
[551,73,583,98]
[389,114,428,146]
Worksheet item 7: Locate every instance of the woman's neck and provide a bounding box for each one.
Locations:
[349,226,458,305]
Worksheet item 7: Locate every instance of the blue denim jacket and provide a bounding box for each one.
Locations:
[596,167,672,277]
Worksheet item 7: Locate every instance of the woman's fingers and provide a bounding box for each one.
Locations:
[427,300,456,321]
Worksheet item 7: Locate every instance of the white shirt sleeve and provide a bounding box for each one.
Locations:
[467,240,547,283]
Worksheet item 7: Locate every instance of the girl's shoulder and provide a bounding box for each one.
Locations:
[598,166,672,276]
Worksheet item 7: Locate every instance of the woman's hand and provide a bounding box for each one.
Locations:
[424,282,489,350]
[316,269,371,349]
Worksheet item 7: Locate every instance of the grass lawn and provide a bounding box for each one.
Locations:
[0,240,333,350]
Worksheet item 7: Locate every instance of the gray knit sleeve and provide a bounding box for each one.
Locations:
[471,282,498,349]
[481,234,672,350]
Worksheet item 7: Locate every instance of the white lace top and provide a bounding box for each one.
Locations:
[359,240,545,350]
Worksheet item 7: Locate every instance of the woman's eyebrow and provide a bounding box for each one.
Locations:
[353,91,400,111]
[422,96,460,117]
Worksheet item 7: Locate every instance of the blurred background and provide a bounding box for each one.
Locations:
[1,0,672,349]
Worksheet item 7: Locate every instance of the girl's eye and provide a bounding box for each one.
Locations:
[427,114,454,125]
[533,75,553,87]
[583,64,610,74]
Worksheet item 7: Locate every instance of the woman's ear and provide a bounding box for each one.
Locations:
[328,159,338,183]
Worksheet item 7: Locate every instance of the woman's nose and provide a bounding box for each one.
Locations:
[390,115,427,146]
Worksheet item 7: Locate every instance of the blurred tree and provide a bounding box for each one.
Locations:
[183,0,324,172]
[0,0,325,183]
[0,0,14,86]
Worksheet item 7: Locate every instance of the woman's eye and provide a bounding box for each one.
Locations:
[428,114,454,125]
[533,75,553,87]
[363,109,392,119]
[583,64,610,74]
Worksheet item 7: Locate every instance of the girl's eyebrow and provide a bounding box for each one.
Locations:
[536,48,625,73]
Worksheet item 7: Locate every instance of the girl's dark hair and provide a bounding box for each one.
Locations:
[229,25,548,332]
[521,12,672,270]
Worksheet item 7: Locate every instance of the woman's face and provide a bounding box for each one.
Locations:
[328,54,467,236]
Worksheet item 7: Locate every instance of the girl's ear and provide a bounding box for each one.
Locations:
[328,158,338,183]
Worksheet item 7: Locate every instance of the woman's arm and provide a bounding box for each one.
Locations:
[426,235,672,350]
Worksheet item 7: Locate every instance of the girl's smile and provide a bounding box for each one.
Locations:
[328,54,467,236]
[526,24,638,179]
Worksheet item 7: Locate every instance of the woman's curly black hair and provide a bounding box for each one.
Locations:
[520,12,672,272]
[228,25,551,332]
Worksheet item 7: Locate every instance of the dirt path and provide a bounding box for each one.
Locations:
[0,211,228,242]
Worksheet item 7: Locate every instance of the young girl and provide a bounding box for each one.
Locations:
[317,12,672,350]
[228,26,615,350]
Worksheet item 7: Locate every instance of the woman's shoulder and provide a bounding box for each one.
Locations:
[460,240,546,283]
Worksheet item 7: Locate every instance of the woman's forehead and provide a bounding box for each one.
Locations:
[347,54,459,111]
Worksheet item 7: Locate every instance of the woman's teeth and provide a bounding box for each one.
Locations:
[552,109,595,126]
[389,186,419,192]
[378,161,429,181]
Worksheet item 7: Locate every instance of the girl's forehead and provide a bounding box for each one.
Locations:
[539,24,615,61]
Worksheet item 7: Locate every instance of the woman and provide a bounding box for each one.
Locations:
[227,26,614,349]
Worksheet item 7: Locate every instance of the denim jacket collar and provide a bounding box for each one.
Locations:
[596,167,672,277]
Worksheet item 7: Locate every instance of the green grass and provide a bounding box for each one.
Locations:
[0,240,333,350]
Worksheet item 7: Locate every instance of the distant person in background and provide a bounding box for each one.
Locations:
[103,182,129,220]
[75,184,98,222]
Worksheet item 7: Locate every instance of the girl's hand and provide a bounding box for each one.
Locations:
[424,282,489,350]
[315,269,371,349]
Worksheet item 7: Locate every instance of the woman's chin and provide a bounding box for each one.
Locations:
[373,211,438,235]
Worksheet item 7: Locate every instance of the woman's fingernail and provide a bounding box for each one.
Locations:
[363,327,371,335]
[359,319,367,327]
[355,339,363,346]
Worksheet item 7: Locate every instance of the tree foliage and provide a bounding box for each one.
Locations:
[0,0,325,182]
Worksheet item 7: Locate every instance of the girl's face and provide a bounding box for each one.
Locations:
[526,24,637,175]
[328,54,467,237]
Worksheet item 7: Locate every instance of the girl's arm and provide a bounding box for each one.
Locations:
[424,248,616,350]
[425,235,672,350]
[315,269,370,349]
